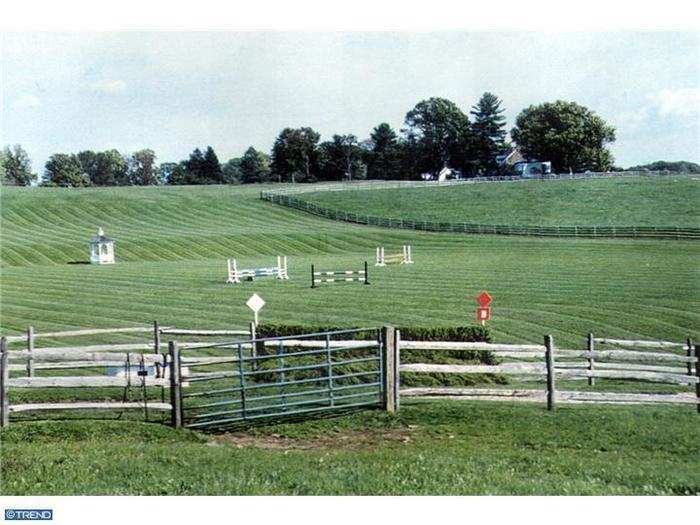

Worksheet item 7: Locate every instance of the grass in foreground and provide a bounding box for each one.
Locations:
[1,400,698,495]
[303,176,700,227]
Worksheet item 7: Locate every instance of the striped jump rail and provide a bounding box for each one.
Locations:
[311,261,370,288]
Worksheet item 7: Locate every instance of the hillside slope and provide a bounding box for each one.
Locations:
[301,176,700,227]
[0,185,431,267]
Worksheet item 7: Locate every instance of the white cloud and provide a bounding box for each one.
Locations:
[91,79,127,94]
[12,94,41,109]
[647,88,700,117]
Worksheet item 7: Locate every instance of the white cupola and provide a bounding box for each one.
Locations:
[89,227,115,264]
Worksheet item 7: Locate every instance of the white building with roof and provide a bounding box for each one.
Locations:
[89,227,115,264]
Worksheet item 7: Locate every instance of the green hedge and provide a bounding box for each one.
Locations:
[255,323,499,387]
[256,323,490,342]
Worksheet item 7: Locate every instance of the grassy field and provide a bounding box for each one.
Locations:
[1,184,698,346]
[2,400,698,495]
[0,180,698,496]
[302,176,700,227]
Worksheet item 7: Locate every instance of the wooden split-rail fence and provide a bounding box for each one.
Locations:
[1,323,697,428]
[230,331,700,413]
[0,322,255,427]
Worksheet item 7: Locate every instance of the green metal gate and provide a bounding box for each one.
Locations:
[175,328,386,430]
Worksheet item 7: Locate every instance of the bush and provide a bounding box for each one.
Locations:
[255,323,498,387]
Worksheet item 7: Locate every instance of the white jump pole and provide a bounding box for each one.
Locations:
[403,245,413,264]
[376,247,385,266]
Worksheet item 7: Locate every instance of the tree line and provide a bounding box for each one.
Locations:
[2,94,624,187]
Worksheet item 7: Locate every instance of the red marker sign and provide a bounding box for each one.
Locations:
[476,291,492,325]
[476,291,492,308]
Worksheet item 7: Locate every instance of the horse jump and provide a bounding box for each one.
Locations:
[311,261,369,288]
[226,256,289,284]
[376,245,413,266]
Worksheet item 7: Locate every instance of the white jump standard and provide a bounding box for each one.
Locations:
[226,256,289,284]
[311,262,370,288]
[375,245,413,266]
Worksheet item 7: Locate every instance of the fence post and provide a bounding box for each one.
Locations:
[1,337,9,428]
[169,341,182,428]
[695,345,700,415]
[395,329,401,411]
[311,264,316,288]
[587,333,595,386]
[544,335,556,411]
[381,326,398,413]
[26,326,35,377]
[249,321,262,371]
[153,320,160,354]
[686,337,693,376]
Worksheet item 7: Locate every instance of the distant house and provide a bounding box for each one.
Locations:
[497,147,552,177]
[495,148,525,168]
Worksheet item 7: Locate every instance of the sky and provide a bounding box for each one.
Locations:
[1,31,699,173]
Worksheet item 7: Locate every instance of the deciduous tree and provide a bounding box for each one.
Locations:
[128,149,159,185]
[403,97,474,176]
[1,144,37,186]
[319,134,365,181]
[271,127,321,182]
[511,101,616,173]
[44,153,90,187]
[77,149,129,186]
[239,147,271,184]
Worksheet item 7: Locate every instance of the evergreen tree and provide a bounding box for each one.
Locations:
[470,93,508,174]
[366,123,402,180]
[183,148,206,184]
[202,146,223,184]
[470,92,507,147]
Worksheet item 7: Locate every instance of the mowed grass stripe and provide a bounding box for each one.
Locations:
[1,184,697,346]
[2,246,697,345]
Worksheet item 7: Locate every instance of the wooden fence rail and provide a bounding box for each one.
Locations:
[0,323,256,427]
[1,328,698,427]
[397,332,700,412]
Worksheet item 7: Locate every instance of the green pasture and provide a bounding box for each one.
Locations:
[2,400,698,495]
[0,180,698,496]
[1,184,698,345]
[302,176,700,227]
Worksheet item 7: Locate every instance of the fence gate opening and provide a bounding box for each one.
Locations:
[175,328,389,430]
